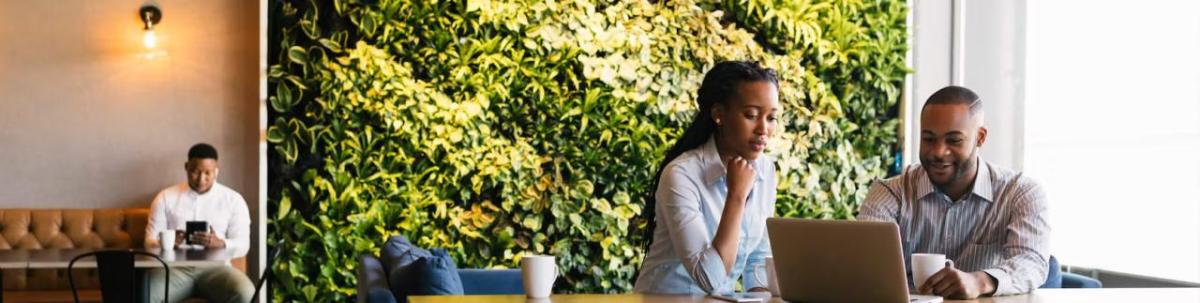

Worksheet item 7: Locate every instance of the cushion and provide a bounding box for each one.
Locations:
[381,236,431,300]
[405,248,464,296]
[358,254,391,303]
[366,287,399,303]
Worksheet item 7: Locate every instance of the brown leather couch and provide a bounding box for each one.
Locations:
[0,208,245,301]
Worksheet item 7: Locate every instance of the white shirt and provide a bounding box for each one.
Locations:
[145,182,251,257]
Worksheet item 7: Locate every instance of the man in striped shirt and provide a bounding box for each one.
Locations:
[858,86,1050,299]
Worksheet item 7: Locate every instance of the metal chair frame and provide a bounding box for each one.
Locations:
[67,249,170,303]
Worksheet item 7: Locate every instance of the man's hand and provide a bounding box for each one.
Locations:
[919,266,996,299]
[188,228,226,248]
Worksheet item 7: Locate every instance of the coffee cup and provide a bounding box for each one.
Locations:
[912,253,954,291]
[764,256,780,297]
[521,255,558,298]
[159,230,175,250]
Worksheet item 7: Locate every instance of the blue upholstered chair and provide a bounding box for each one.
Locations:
[357,236,524,303]
[1061,272,1103,288]
[1041,255,1102,289]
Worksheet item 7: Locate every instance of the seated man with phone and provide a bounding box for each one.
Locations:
[858,86,1050,299]
[145,143,254,303]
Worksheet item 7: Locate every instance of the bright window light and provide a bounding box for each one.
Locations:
[1026,0,1200,283]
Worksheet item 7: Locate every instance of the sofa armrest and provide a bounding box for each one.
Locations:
[358,254,394,303]
[457,269,523,295]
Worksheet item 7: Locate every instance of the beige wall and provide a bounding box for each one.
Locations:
[0,0,261,275]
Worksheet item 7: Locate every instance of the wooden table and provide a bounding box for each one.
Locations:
[410,288,1200,302]
[0,248,233,303]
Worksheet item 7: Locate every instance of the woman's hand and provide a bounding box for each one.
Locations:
[725,156,756,200]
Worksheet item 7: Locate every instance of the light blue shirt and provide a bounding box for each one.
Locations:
[634,137,776,295]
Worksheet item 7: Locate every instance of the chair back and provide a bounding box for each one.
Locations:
[1041,255,1063,288]
[68,249,169,303]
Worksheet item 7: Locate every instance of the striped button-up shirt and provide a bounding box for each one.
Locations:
[857,159,1049,296]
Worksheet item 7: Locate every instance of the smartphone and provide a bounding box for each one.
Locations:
[708,292,768,303]
[185,221,208,245]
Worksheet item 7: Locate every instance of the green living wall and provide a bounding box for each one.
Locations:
[267,0,907,300]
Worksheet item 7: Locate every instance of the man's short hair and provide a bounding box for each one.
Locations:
[924,85,983,116]
[188,143,219,161]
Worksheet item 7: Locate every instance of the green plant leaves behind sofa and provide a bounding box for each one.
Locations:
[267,0,906,300]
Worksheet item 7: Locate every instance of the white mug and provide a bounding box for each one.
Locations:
[521,255,558,298]
[160,247,176,261]
[158,230,175,250]
[764,256,780,297]
[912,253,955,291]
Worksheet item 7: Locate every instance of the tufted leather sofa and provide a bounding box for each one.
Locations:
[0,208,246,294]
[0,208,151,291]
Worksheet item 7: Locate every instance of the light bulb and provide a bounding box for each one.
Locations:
[143,28,157,49]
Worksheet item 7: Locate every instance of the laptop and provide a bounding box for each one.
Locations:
[766,218,942,303]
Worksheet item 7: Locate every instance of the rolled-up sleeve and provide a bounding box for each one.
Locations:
[658,165,735,294]
[984,182,1050,296]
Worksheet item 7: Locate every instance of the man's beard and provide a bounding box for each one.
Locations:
[926,146,978,189]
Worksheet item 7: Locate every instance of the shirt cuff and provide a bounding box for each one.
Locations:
[743,271,767,290]
[694,248,735,294]
[982,268,1012,296]
[742,261,768,290]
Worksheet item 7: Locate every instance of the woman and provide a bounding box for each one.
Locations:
[634,61,781,295]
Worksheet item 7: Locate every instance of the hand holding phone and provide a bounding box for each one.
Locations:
[185,221,208,245]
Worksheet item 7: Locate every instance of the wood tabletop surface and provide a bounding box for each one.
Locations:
[409,288,1200,303]
[0,247,232,269]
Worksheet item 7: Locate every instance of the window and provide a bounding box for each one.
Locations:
[1025,0,1200,282]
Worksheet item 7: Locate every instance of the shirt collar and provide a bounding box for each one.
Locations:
[187,183,219,197]
[918,158,993,203]
[700,136,766,186]
[971,160,994,202]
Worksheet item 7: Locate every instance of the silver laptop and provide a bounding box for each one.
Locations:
[766,218,942,303]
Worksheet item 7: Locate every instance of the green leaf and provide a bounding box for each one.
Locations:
[287,46,308,65]
[278,196,292,220]
[271,83,294,113]
[522,215,542,230]
[301,9,320,39]
[318,38,343,53]
[267,125,286,144]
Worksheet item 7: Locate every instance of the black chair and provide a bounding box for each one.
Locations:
[250,240,284,303]
[68,249,169,303]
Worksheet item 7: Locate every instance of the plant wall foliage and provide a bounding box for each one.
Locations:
[267,0,906,300]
